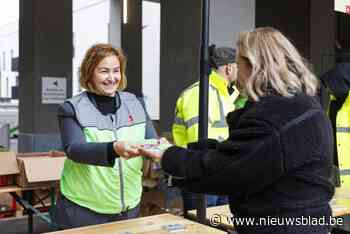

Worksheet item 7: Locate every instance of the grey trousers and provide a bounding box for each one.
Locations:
[51,194,140,230]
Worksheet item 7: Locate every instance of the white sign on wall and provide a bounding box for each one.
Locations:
[42,77,67,104]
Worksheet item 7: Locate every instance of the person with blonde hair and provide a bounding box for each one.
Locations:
[52,43,157,229]
[140,27,334,234]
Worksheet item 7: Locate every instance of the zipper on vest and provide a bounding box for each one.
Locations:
[110,114,126,212]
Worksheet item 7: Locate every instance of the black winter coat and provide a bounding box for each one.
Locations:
[162,94,334,234]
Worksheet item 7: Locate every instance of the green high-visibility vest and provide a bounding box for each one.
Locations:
[60,91,146,214]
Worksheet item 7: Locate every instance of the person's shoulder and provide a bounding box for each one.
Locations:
[57,92,88,117]
[118,91,138,101]
[118,91,146,110]
[242,95,322,128]
[57,101,75,117]
[66,91,88,105]
[179,82,200,97]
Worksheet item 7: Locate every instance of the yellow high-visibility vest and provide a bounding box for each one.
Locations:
[172,71,239,148]
[334,92,350,188]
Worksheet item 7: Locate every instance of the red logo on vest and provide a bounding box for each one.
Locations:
[128,115,134,124]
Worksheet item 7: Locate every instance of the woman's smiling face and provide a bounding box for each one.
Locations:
[90,55,121,97]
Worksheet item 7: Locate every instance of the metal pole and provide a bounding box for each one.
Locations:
[197,0,210,224]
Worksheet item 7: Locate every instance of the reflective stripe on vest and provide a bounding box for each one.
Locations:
[337,127,350,133]
[174,85,227,129]
[340,169,350,176]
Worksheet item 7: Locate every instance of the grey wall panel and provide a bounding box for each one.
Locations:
[256,0,335,76]
[19,0,72,152]
[159,0,256,133]
[109,0,122,48]
[159,0,202,133]
[310,0,335,75]
[19,0,72,134]
[210,0,255,47]
[256,0,311,59]
[122,0,142,96]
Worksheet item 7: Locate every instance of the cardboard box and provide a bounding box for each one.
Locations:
[16,152,66,188]
[0,152,19,186]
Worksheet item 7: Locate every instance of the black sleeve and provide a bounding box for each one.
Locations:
[161,118,284,196]
[58,102,118,167]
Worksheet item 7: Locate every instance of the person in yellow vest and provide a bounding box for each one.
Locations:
[320,63,350,188]
[172,46,240,216]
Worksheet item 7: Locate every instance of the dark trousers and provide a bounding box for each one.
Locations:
[51,194,140,230]
[182,190,228,218]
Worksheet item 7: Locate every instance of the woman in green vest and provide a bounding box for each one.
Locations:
[52,44,157,230]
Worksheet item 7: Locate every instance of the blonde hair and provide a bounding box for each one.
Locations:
[79,43,127,92]
[236,27,319,101]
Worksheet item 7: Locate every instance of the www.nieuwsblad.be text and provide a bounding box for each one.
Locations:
[209,214,343,227]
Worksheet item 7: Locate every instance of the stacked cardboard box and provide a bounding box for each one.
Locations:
[0,152,19,186]
[0,152,20,217]
[16,152,66,188]
[0,151,66,188]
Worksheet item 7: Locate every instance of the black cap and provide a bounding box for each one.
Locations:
[209,45,236,69]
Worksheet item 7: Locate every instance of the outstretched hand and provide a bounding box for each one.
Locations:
[113,142,141,159]
[114,138,172,161]
[138,138,171,162]
[138,148,163,163]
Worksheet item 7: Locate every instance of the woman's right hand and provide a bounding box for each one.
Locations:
[138,148,164,163]
[113,141,141,159]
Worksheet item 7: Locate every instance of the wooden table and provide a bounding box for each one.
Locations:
[188,187,350,230]
[0,185,56,193]
[0,185,24,193]
[45,214,225,234]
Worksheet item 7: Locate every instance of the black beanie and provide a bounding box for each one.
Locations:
[209,45,236,69]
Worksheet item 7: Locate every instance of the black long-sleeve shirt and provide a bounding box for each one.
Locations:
[58,92,157,167]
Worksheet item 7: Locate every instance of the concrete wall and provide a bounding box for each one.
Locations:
[159,0,255,133]
[18,0,73,152]
[122,0,142,97]
[256,0,335,76]
[310,0,335,75]
[256,1,311,59]
[210,0,255,47]
[159,0,202,133]
[109,0,122,48]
